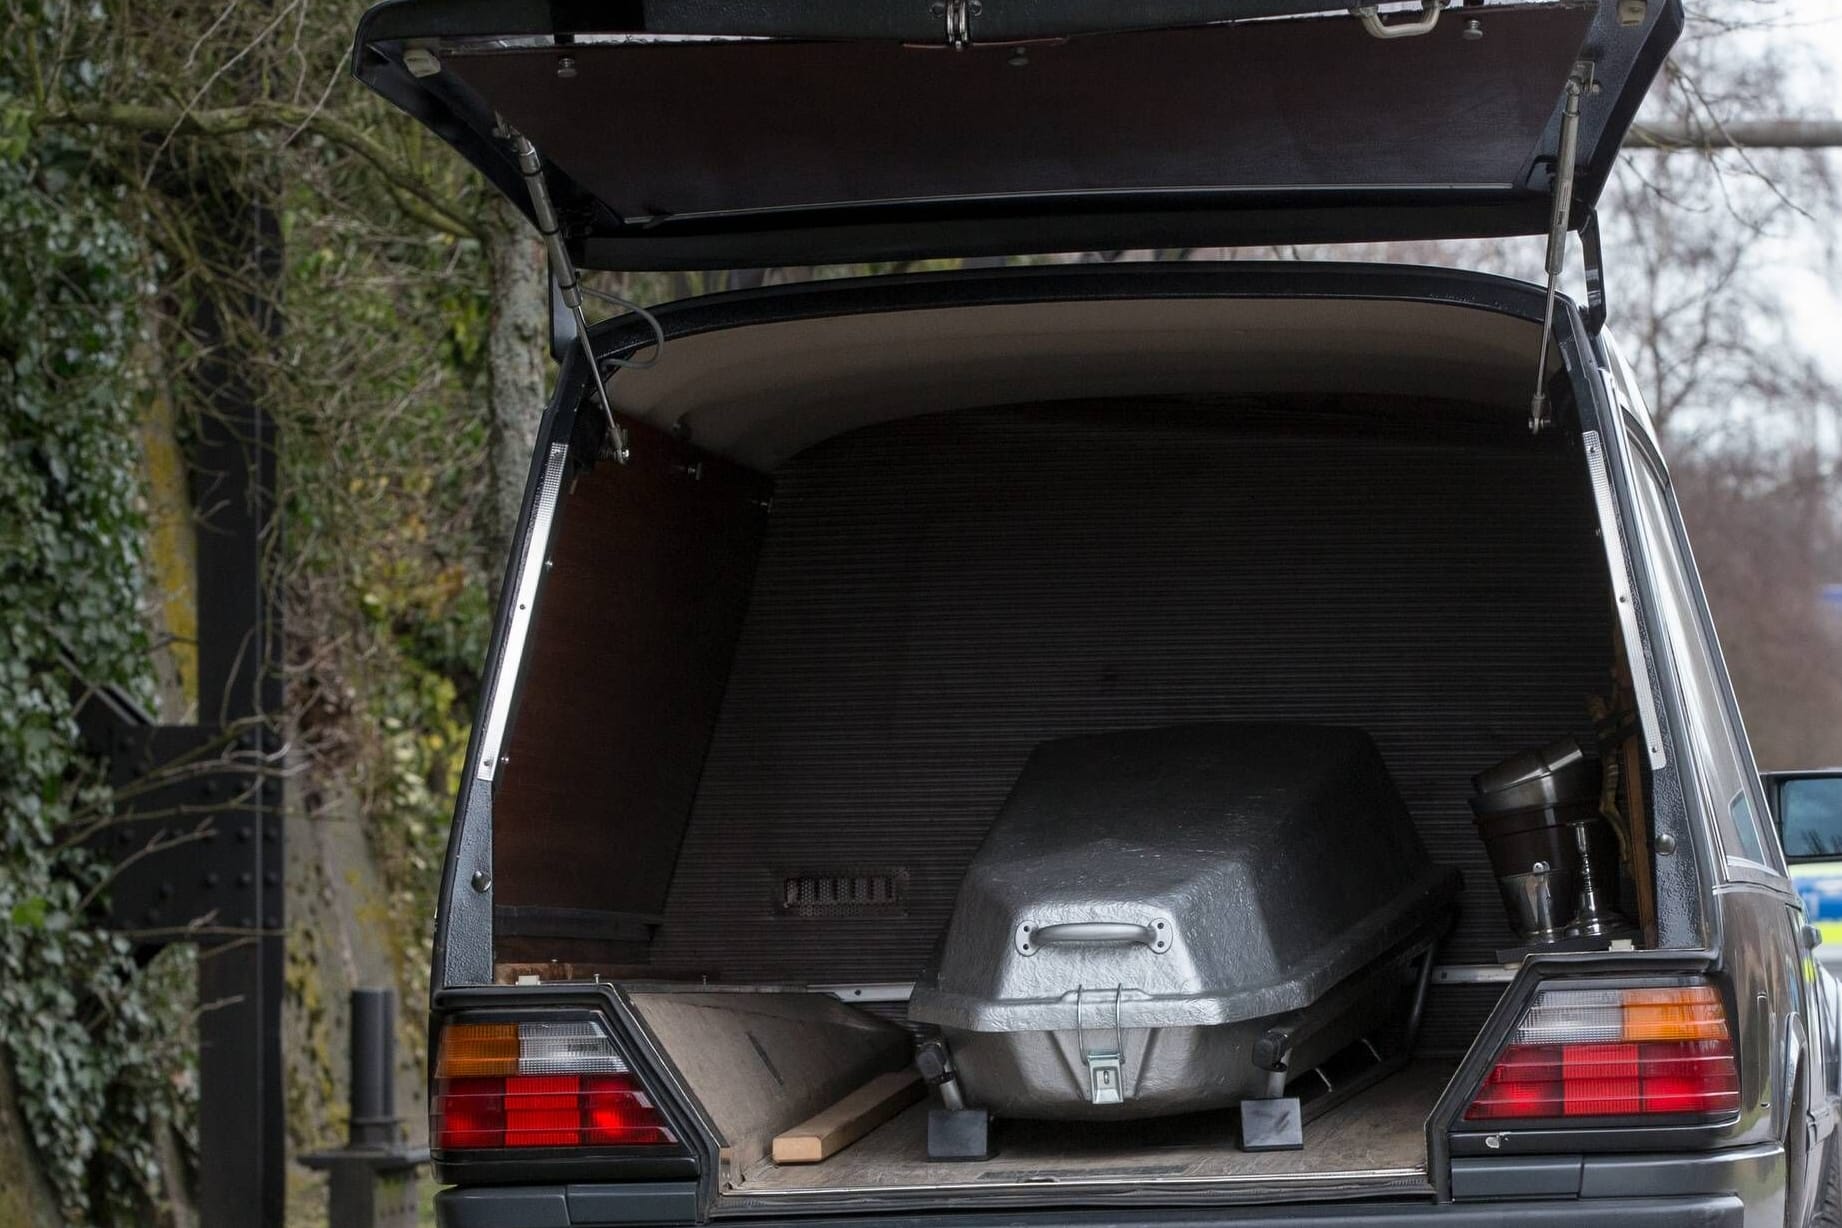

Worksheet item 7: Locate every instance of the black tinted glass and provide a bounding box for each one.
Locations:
[1780,777,1842,860]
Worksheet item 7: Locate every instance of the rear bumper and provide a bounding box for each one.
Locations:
[436,1143,1783,1227]
[439,1189,1749,1227]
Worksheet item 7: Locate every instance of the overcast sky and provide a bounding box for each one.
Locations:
[1746,0,1841,366]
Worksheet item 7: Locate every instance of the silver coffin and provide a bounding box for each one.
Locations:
[908,723,1460,1119]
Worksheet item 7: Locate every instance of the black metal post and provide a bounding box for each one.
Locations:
[304,989,425,1228]
[349,988,396,1148]
[188,184,287,1228]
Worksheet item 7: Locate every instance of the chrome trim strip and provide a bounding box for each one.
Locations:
[613,180,1513,227]
[1583,430,1667,769]
[476,441,569,782]
[813,982,915,1004]
[1431,964,1519,985]
[732,1166,1428,1198]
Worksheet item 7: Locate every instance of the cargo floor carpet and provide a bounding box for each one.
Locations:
[730,1053,1458,1200]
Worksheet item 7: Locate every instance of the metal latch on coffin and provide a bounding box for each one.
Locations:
[1076,986,1127,1105]
[1085,1049,1124,1105]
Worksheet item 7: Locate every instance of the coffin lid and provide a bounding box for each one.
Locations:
[909,724,1462,1034]
[352,0,1680,269]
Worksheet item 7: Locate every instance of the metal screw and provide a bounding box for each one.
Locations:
[1009,48,1029,67]
[471,870,492,894]
[1462,18,1483,39]
[556,56,577,79]
[1655,832,1677,855]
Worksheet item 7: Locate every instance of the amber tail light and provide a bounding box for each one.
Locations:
[1465,983,1740,1122]
[432,1017,677,1151]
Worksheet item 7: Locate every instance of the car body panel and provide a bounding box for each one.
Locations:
[401,261,1837,1223]
[351,0,1682,267]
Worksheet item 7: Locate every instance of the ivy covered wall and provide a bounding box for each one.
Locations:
[0,143,195,1223]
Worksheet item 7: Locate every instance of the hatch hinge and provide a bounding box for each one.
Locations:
[504,127,631,463]
[941,0,981,49]
[1528,62,1593,434]
[1579,209,1607,335]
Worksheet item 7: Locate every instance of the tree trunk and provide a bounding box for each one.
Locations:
[0,1062,60,1228]
[483,195,552,581]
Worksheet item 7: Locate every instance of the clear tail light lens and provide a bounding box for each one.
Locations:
[433,1017,678,1150]
[1465,983,1740,1121]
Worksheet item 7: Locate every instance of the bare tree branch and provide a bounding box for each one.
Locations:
[37,100,482,241]
[1629,119,1842,150]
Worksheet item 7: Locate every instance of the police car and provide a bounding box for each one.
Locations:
[1773,772,1842,965]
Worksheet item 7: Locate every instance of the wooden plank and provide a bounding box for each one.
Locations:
[771,1070,925,1165]
[628,991,914,1182]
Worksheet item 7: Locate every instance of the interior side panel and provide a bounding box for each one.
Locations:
[493,424,769,964]
[653,400,1613,990]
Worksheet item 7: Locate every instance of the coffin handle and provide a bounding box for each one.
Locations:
[1017,919,1172,954]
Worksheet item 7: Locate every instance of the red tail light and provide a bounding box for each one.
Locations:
[433,1018,677,1151]
[1466,983,1740,1122]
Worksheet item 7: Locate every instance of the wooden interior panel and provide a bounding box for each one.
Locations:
[626,990,913,1184]
[493,421,768,957]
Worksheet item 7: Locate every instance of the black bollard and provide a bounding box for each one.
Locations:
[348,987,396,1148]
[303,987,426,1228]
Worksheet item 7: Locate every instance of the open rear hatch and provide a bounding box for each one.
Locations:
[353,0,1680,267]
[367,1,1691,1212]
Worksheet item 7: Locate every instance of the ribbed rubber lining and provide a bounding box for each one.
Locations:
[654,402,1611,1000]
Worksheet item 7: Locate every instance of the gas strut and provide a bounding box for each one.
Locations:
[1529,66,1590,434]
[507,128,631,463]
